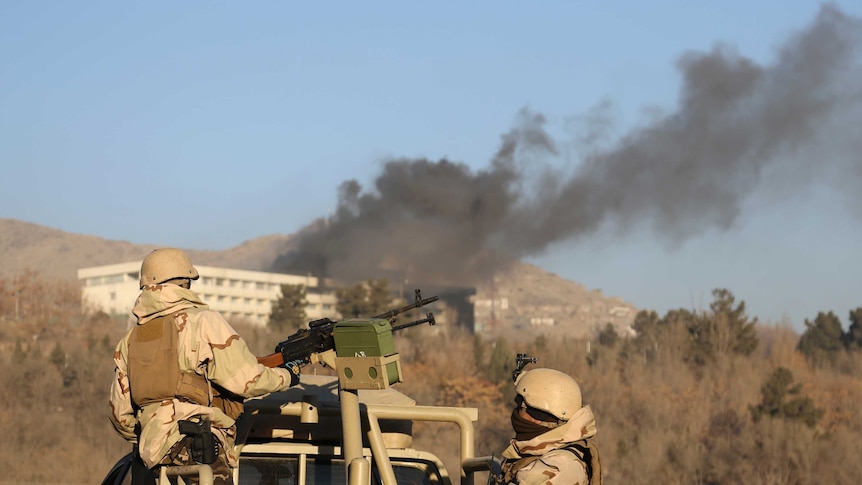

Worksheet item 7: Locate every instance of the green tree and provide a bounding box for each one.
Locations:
[687,289,758,366]
[706,288,759,356]
[533,334,548,352]
[588,323,620,367]
[797,311,844,366]
[268,284,307,332]
[628,308,695,365]
[843,307,862,351]
[49,341,65,368]
[597,323,620,348]
[365,278,393,315]
[479,336,513,385]
[749,367,823,428]
[631,310,662,362]
[335,278,393,318]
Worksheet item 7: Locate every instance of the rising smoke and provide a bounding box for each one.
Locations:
[276,4,862,286]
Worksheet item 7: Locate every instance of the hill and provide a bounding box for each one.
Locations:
[0,218,296,281]
[0,217,636,337]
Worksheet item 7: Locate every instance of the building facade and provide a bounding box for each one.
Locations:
[77,261,338,326]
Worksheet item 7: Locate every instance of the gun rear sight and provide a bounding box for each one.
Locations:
[512,353,537,382]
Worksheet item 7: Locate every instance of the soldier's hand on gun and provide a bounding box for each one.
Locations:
[282,359,305,376]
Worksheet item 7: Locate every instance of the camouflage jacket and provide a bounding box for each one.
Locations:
[501,405,599,485]
[109,284,297,468]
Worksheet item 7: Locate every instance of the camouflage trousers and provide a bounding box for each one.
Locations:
[132,437,233,485]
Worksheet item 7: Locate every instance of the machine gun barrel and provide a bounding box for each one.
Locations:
[373,289,438,323]
[392,312,435,332]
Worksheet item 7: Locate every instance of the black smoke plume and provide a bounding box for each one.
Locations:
[276,5,862,286]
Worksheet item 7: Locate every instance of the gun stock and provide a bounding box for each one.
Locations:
[257,352,286,368]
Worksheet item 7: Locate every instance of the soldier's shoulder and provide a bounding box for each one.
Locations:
[182,307,227,321]
[541,447,590,466]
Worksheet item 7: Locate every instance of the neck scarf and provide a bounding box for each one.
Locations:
[511,408,555,441]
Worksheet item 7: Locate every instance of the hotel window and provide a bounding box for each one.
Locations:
[104,274,123,284]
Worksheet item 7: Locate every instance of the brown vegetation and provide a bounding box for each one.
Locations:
[2,272,861,484]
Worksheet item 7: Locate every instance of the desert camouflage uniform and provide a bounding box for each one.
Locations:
[501,405,599,485]
[109,284,297,482]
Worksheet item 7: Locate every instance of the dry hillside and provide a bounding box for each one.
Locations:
[475,262,636,338]
[0,218,296,281]
[0,217,636,337]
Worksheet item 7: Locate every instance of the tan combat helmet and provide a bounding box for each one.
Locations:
[514,368,582,422]
[139,248,200,288]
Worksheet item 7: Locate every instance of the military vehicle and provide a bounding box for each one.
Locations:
[101,310,502,484]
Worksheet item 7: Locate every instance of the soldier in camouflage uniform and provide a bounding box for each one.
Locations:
[500,368,602,485]
[109,248,301,485]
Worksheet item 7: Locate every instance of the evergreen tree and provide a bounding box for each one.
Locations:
[335,284,367,318]
[631,310,662,362]
[485,336,512,384]
[687,289,759,366]
[749,367,823,428]
[365,278,394,315]
[336,278,393,318]
[268,284,307,333]
[49,341,65,368]
[597,323,620,348]
[629,309,695,365]
[707,288,759,356]
[797,311,845,366]
[843,307,862,351]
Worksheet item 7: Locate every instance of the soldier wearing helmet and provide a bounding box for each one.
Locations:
[109,248,301,485]
[500,367,602,485]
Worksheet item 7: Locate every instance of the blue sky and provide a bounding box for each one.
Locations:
[2,1,861,331]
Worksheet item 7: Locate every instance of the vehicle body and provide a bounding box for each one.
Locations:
[102,356,500,485]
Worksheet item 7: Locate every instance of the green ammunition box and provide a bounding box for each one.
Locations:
[333,318,400,387]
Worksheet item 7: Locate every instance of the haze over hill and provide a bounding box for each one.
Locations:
[0,217,636,337]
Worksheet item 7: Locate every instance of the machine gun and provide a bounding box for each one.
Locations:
[257,289,438,369]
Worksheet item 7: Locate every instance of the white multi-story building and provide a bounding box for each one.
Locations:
[77,261,338,325]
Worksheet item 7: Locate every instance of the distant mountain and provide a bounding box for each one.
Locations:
[0,218,296,281]
[0,218,636,337]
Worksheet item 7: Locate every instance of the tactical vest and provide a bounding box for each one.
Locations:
[502,439,602,485]
[128,314,244,419]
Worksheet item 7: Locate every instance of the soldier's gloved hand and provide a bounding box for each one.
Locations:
[282,359,305,378]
